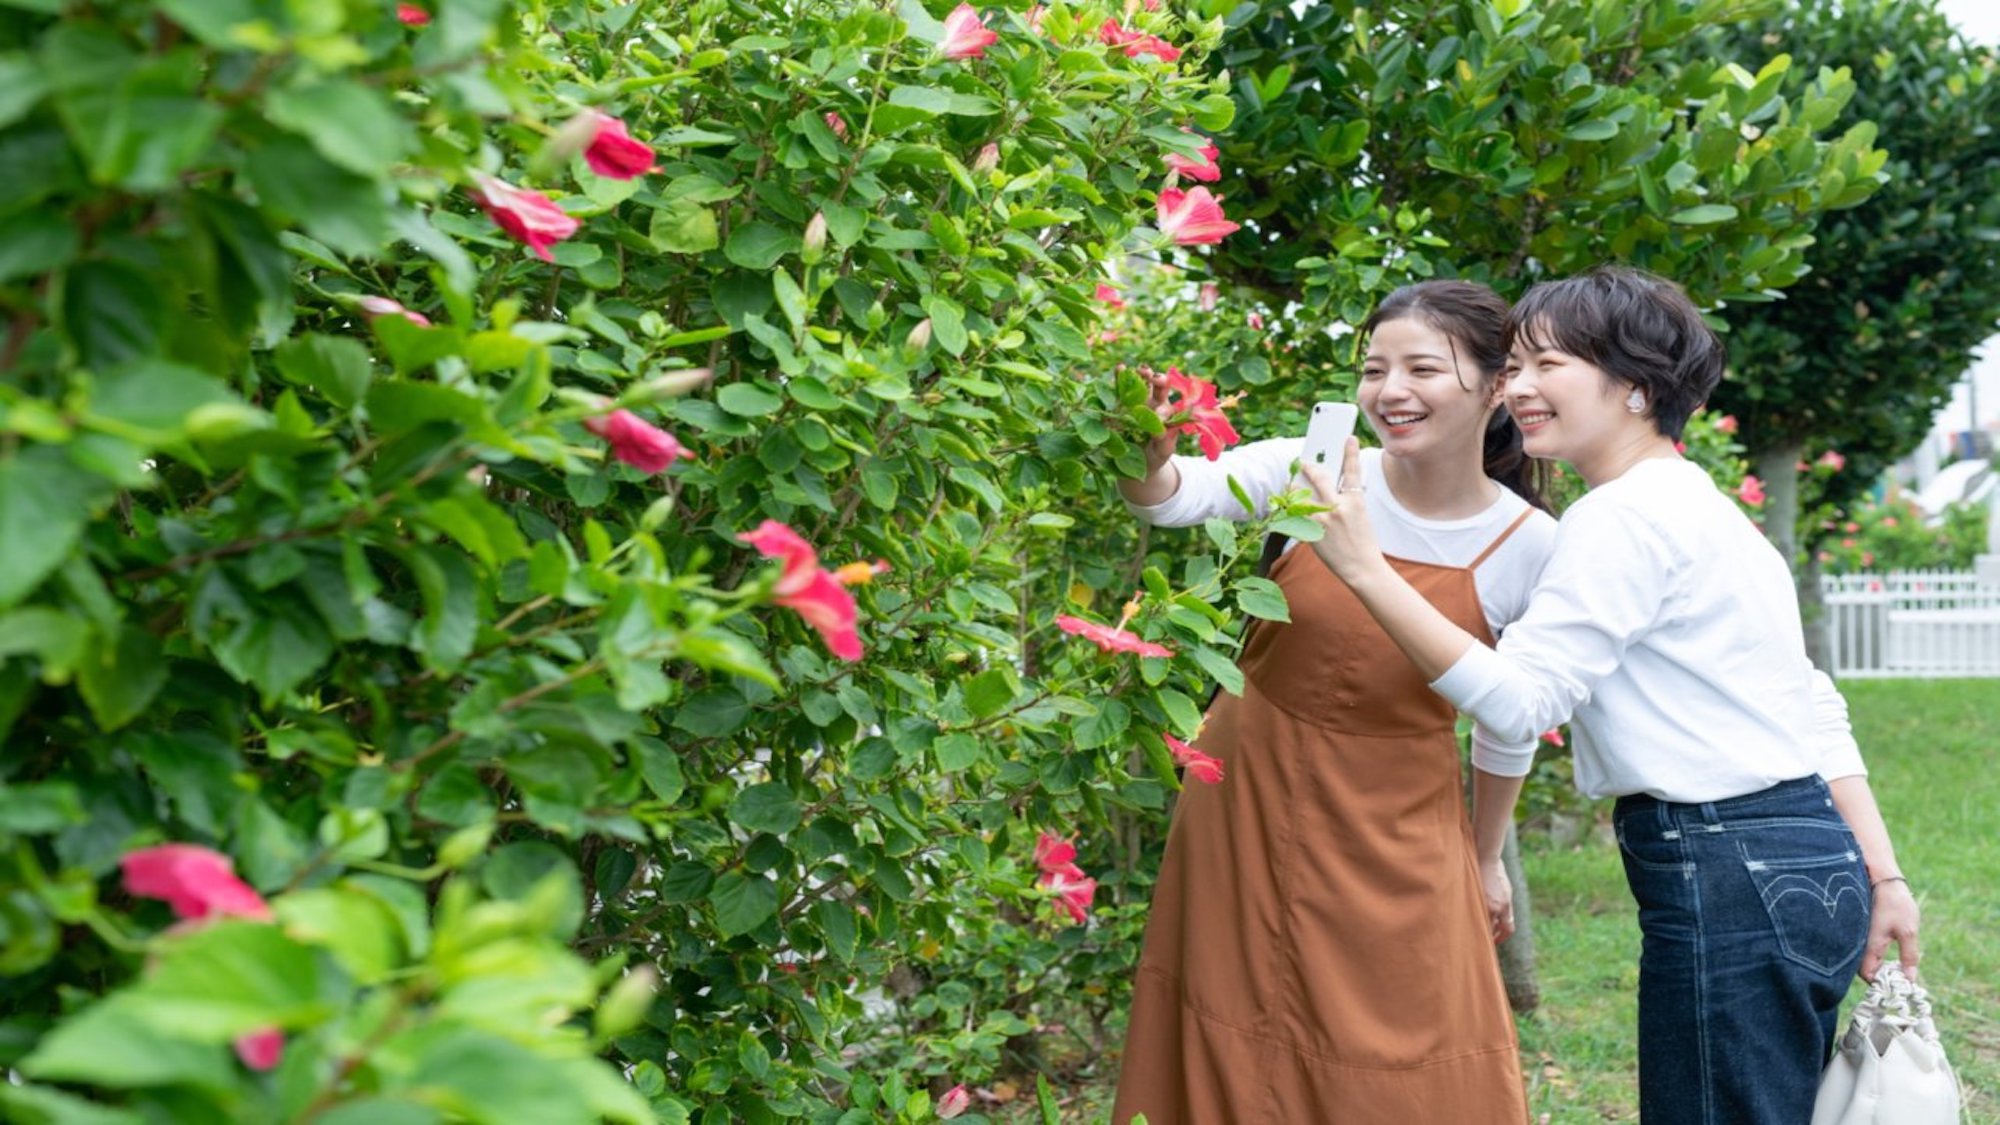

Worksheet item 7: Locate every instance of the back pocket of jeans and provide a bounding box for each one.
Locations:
[1736,838,1868,976]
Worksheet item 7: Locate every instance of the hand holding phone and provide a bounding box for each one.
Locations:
[1301,402,1359,488]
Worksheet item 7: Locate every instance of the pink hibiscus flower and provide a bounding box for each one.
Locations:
[584,113,658,180]
[1054,614,1174,658]
[1156,366,1242,460]
[466,173,580,261]
[739,520,865,661]
[1156,186,1239,245]
[1164,734,1224,784]
[940,4,1000,60]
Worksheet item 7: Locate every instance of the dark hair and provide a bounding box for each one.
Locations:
[1504,265,1725,441]
[1364,280,1550,512]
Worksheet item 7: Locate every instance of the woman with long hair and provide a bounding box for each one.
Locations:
[1113,280,1551,1123]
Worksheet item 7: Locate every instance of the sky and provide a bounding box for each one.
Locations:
[1928,0,2000,439]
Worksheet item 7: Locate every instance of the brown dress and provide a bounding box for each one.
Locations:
[1113,517,1533,1125]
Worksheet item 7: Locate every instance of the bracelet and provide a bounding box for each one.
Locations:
[1871,875,1909,891]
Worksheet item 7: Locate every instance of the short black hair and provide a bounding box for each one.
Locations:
[1504,265,1724,440]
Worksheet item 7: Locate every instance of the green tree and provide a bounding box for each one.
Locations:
[1704,0,2000,663]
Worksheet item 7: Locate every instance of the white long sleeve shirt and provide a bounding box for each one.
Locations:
[1128,439,1559,777]
[1431,457,1868,802]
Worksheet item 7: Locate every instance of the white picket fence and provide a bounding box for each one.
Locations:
[1822,569,2000,678]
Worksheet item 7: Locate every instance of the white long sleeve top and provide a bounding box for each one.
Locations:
[1127,439,1559,777]
[1431,457,1868,802]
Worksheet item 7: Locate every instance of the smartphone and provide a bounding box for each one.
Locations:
[1300,402,1359,486]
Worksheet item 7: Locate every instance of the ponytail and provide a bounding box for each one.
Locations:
[1483,405,1552,513]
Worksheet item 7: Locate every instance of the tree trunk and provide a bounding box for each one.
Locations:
[1797,550,1833,673]
[1753,442,1831,671]
[1496,822,1541,1014]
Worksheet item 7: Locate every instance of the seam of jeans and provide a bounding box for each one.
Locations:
[1686,828,1715,1125]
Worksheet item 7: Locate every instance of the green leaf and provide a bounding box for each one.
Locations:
[19,996,234,1089]
[212,595,333,701]
[0,52,49,130]
[1668,203,1740,225]
[963,667,1015,719]
[244,137,391,257]
[90,360,235,438]
[716,382,785,417]
[710,873,778,937]
[886,85,998,117]
[0,211,77,283]
[75,624,165,731]
[812,899,858,963]
[266,79,413,177]
[0,447,108,609]
[61,260,165,369]
[1234,577,1291,622]
[630,739,685,804]
[921,295,968,356]
[0,781,85,834]
[1563,119,1620,142]
[274,887,402,983]
[1192,646,1246,697]
[275,334,374,410]
[729,782,802,835]
[0,1083,145,1125]
[671,685,750,737]
[402,545,479,673]
[723,222,795,270]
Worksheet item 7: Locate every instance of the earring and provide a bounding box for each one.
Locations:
[1625,388,1646,414]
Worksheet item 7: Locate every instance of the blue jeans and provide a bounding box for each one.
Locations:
[1613,776,1870,1125]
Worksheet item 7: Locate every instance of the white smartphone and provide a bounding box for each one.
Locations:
[1301,401,1359,486]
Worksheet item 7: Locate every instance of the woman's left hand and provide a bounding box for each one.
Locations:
[1300,437,1389,585]
[1862,877,1921,981]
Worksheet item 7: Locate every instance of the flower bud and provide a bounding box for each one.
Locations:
[802,211,828,264]
[643,366,714,399]
[971,142,1000,175]
[906,317,933,352]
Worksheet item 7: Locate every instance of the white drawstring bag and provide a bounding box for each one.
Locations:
[1811,964,1962,1125]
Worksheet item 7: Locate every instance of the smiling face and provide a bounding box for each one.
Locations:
[1503,319,1653,482]
[1358,316,1500,464]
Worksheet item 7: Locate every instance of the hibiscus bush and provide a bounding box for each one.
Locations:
[0,0,1901,1120]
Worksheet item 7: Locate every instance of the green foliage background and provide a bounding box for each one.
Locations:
[0,0,1917,1121]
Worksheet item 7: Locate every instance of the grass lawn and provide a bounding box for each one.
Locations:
[1518,678,2000,1123]
[1012,679,2000,1123]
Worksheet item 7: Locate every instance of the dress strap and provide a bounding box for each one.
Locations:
[1468,506,1536,570]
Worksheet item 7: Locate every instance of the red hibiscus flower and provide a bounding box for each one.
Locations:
[584,113,658,180]
[1055,614,1174,658]
[1098,20,1182,62]
[396,3,430,27]
[937,1084,972,1119]
[1164,734,1225,784]
[122,844,272,922]
[583,409,693,474]
[940,3,1000,60]
[1156,366,1242,460]
[1094,283,1126,311]
[1039,864,1097,924]
[1165,130,1222,182]
[1034,832,1077,872]
[1156,185,1239,245]
[1736,475,1766,507]
[739,520,865,661]
[466,173,579,261]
